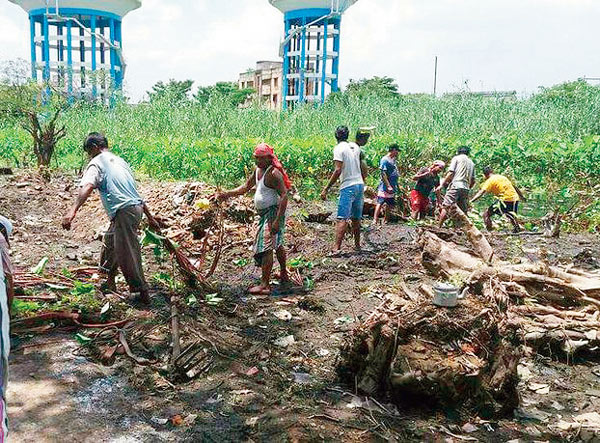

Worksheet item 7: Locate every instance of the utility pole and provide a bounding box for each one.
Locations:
[433,56,438,96]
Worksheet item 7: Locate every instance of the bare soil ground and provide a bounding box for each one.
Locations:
[2,171,600,442]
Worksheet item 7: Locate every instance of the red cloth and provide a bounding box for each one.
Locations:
[410,189,429,213]
[254,143,292,190]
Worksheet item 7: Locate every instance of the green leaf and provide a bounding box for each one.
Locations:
[70,281,95,297]
[233,258,248,267]
[75,333,92,345]
[142,228,165,247]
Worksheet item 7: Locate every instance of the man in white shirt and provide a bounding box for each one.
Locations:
[321,126,368,254]
[62,133,161,304]
[436,146,476,227]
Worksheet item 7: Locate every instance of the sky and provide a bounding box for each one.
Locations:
[1,0,599,101]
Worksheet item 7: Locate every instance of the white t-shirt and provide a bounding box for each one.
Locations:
[448,154,475,190]
[333,141,364,190]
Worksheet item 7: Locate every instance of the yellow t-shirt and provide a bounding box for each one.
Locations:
[481,174,519,202]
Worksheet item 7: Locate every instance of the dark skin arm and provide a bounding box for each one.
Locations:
[435,186,442,207]
[264,169,289,233]
[62,183,95,230]
[217,171,257,200]
[435,171,454,193]
[413,168,431,181]
[381,169,392,192]
[321,160,343,200]
[360,152,368,181]
[62,182,161,231]
[471,188,487,203]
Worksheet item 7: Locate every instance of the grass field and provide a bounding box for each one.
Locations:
[1,79,600,227]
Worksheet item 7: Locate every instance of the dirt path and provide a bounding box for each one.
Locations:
[2,172,600,442]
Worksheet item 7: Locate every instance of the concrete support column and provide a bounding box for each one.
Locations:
[321,19,329,102]
[80,26,86,88]
[115,21,123,88]
[42,14,50,81]
[282,18,290,109]
[299,17,306,103]
[109,18,116,85]
[66,20,73,96]
[91,15,97,97]
[29,16,37,79]
[332,20,340,92]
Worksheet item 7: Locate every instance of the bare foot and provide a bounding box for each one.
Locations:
[249,285,271,295]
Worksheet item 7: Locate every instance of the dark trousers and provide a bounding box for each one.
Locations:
[100,204,148,292]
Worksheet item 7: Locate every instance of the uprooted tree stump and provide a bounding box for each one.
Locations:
[419,230,600,356]
[339,228,600,416]
[338,292,521,417]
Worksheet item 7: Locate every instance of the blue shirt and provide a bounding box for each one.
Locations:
[80,151,143,219]
[377,155,399,194]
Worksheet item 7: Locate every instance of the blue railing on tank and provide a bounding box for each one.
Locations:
[28,7,124,98]
[282,8,342,109]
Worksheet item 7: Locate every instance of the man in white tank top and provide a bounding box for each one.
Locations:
[216,144,291,296]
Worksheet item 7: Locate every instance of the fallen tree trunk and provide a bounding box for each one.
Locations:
[419,230,600,355]
[453,207,494,263]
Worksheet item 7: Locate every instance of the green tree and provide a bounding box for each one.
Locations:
[148,79,194,102]
[0,66,67,171]
[346,76,399,98]
[195,81,254,107]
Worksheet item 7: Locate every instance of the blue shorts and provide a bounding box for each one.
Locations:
[337,184,365,220]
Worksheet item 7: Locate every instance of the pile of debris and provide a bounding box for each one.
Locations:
[339,227,600,415]
[143,181,255,250]
[338,285,521,417]
[420,230,600,355]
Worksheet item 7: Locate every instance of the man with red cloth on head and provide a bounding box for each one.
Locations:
[217,144,291,296]
[410,160,445,220]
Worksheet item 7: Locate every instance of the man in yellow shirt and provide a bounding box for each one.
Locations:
[471,167,525,232]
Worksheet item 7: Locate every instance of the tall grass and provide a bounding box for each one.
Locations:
[1,80,600,221]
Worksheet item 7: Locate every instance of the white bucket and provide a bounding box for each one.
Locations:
[433,283,460,307]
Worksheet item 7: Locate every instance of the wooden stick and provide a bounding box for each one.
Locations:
[170,294,181,362]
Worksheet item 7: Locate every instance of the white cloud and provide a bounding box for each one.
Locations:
[1,0,599,101]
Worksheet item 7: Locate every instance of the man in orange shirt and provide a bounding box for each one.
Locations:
[471,167,526,232]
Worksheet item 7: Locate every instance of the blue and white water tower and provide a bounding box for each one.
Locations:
[269,0,359,109]
[8,0,141,98]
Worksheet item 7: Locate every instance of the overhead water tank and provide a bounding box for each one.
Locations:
[269,0,360,107]
[8,0,141,98]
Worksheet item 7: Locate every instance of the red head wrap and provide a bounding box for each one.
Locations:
[254,143,292,190]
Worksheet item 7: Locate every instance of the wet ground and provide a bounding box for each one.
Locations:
[2,171,600,442]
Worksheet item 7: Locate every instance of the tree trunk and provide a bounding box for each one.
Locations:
[24,110,66,170]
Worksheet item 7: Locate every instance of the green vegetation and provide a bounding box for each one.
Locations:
[1,77,600,228]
